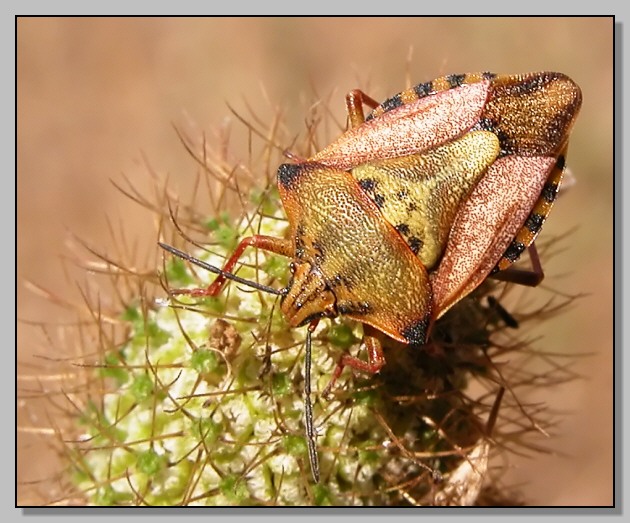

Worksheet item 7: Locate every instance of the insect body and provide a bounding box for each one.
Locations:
[183,71,581,372]
[161,71,581,480]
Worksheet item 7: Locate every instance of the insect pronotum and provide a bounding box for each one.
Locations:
[160,71,582,482]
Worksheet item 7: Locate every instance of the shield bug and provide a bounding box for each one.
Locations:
[160,71,582,481]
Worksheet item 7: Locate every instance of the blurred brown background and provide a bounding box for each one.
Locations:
[17,17,613,506]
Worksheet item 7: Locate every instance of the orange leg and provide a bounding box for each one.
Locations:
[322,325,386,397]
[345,89,380,128]
[490,243,544,287]
[170,235,292,297]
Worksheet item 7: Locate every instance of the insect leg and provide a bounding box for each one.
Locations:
[486,296,519,329]
[322,326,386,397]
[485,387,505,437]
[489,243,544,287]
[170,235,292,297]
[345,89,380,128]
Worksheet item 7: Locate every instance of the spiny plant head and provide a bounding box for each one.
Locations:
[18,87,576,507]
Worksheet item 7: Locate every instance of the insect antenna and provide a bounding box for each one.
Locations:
[158,242,287,296]
[304,326,320,483]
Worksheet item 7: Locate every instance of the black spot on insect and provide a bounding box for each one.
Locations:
[446,74,466,88]
[294,224,306,259]
[513,72,565,97]
[311,240,326,265]
[524,213,545,234]
[403,315,430,346]
[503,240,526,262]
[359,178,377,193]
[277,163,303,189]
[396,190,408,200]
[474,118,515,156]
[556,154,566,171]
[482,71,497,81]
[508,75,544,97]
[380,93,404,113]
[329,273,352,289]
[337,303,351,315]
[414,81,433,99]
[407,202,418,212]
[496,129,514,156]
[373,194,386,208]
[337,301,371,316]
[408,236,423,255]
[541,181,559,203]
[395,223,410,236]
[473,117,498,133]
[474,118,514,155]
